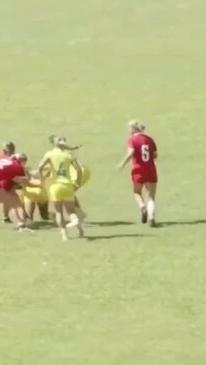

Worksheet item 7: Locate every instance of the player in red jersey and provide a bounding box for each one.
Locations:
[0,142,16,222]
[118,120,158,227]
[0,153,37,230]
[0,141,16,159]
[0,155,26,189]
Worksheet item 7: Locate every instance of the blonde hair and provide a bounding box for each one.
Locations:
[128,120,145,132]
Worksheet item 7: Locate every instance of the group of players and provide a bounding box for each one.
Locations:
[0,136,90,240]
[0,120,158,240]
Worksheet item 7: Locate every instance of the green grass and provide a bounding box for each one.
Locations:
[1,0,206,364]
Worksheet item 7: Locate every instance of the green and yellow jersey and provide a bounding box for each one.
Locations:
[44,148,74,185]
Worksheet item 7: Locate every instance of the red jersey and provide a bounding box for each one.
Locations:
[128,133,158,184]
[0,158,25,191]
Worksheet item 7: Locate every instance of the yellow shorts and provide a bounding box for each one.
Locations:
[23,187,48,204]
[70,166,91,190]
[49,183,75,202]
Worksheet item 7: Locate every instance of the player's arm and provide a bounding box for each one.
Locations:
[71,158,82,188]
[12,176,42,188]
[152,146,158,159]
[153,150,158,159]
[29,169,40,178]
[26,180,42,188]
[65,144,82,151]
[38,156,50,179]
[24,167,32,179]
[31,167,51,180]
[151,139,158,160]
[118,147,134,170]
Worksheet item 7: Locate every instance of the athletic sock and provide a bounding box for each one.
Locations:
[61,228,68,241]
[66,214,79,228]
[147,199,155,221]
[134,194,145,211]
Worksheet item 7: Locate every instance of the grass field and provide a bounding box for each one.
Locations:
[1,0,206,364]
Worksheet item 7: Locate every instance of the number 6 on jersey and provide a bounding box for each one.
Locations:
[141,144,150,162]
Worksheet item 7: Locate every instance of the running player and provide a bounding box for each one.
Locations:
[118,120,158,227]
[38,137,83,241]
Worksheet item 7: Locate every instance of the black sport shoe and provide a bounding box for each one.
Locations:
[141,210,148,224]
[2,217,12,224]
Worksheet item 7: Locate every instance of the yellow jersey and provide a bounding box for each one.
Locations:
[44,148,73,185]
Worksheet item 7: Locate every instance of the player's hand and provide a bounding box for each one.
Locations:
[116,163,123,171]
[73,145,82,150]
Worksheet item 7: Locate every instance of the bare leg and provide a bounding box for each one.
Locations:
[65,201,84,238]
[0,189,26,228]
[0,190,11,222]
[2,203,11,222]
[144,183,157,226]
[74,196,80,208]
[74,196,87,221]
[38,202,49,220]
[54,201,68,241]
[133,183,147,223]
[24,201,35,221]
[10,202,27,228]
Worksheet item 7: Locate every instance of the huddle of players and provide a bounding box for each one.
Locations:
[0,121,158,240]
[0,136,91,240]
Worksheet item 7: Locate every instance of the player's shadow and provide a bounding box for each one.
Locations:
[85,233,152,241]
[156,219,206,228]
[87,220,135,227]
[32,221,56,230]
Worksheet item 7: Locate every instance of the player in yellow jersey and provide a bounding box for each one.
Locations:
[48,134,91,220]
[22,177,49,221]
[38,137,83,241]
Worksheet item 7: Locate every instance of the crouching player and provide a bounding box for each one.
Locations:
[38,137,84,241]
[22,178,49,221]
